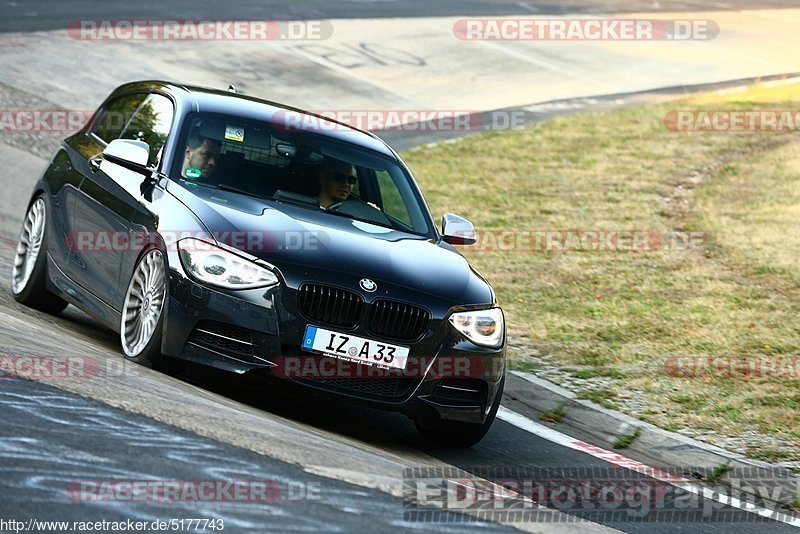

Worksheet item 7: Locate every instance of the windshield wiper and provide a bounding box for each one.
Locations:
[323,204,398,232]
[180,179,218,189]
[272,190,318,208]
[217,184,271,200]
[185,180,272,201]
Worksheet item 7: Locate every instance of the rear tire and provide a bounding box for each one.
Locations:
[11,195,69,314]
[120,249,168,369]
[415,375,505,447]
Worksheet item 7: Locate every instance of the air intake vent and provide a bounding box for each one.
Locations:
[298,283,363,328]
[188,321,255,357]
[367,299,430,340]
[432,378,487,405]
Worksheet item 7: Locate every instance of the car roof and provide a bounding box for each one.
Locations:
[108,80,398,159]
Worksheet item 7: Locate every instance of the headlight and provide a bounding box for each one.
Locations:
[177,238,279,290]
[448,308,504,348]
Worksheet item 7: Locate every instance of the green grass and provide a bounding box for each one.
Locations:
[570,368,625,379]
[745,447,795,463]
[670,393,709,409]
[403,81,800,460]
[508,359,542,373]
[705,464,733,483]
[577,389,618,410]
[613,427,642,449]
[539,402,567,423]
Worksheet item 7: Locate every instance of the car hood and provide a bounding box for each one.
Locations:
[169,185,494,305]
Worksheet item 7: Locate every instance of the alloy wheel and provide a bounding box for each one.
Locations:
[121,250,166,357]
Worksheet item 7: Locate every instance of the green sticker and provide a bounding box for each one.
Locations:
[185,168,202,179]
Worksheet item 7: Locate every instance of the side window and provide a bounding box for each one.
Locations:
[120,94,174,166]
[376,169,412,227]
[91,93,147,143]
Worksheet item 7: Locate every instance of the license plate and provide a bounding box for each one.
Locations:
[302,325,410,370]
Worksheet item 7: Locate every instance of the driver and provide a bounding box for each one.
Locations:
[317,159,356,208]
[182,133,221,180]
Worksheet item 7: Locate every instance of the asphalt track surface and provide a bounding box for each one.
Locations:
[1,1,800,532]
[2,0,799,32]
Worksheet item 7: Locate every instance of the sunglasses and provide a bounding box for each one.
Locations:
[330,173,357,185]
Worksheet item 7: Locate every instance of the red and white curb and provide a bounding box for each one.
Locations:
[498,406,800,527]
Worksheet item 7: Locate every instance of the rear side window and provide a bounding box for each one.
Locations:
[120,94,174,166]
[91,93,147,143]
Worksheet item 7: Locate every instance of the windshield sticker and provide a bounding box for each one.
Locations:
[185,167,202,179]
[225,125,245,142]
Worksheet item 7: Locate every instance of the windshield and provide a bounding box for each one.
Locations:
[170,112,434,237]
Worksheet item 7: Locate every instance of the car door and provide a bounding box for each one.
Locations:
[69,93,174,309]
[64,92,146,295]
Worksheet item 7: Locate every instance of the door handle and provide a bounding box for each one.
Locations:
[89,157,102,172]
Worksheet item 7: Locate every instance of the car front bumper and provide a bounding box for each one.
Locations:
[162,258,506,424]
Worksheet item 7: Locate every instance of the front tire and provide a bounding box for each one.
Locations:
[415,375,505,448]
[120,249,168,369]
[11,195,69,314]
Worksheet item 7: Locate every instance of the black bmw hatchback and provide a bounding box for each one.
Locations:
[11,81,506,446]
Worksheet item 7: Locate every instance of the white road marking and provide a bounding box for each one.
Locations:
[497,406,800,527]
[288,45,414,104]
[682,0,736,8]
[516,2,540,13]
[471,39,618,90]
[683,38,796,73]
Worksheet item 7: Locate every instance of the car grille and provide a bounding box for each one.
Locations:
[304,375,415,398]
[188,321,255,358]
[296,356,417,398]
[297,284,431,341]
[298,284,363,328]
[367,299,430,340]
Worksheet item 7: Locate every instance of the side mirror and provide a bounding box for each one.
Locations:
[441,213,476,245]
[103,139,151,176]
